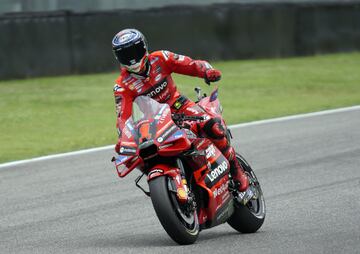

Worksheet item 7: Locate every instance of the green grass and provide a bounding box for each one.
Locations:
[1,52,360,163]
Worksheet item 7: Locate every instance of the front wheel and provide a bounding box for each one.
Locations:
[227,154,266,233]
[149,176,199,245]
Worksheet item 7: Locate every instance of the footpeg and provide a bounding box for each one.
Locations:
[236,186,256,205]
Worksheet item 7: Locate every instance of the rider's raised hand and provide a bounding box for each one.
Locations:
[205,69,222,85]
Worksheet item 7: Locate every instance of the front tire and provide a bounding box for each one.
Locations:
[227,154,266,233]
[149,176,199,245]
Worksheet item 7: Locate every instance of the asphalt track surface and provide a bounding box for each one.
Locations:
[1,108,360,254]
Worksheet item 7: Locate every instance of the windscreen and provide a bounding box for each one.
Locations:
[122,96,171,144]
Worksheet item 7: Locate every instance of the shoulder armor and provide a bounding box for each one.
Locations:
[161,50,170,61]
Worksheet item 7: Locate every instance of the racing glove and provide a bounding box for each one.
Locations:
[204,69,222,85]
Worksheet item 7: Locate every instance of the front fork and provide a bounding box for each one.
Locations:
[146,160,191,204]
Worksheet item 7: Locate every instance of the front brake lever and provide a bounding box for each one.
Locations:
[194,87,202,101]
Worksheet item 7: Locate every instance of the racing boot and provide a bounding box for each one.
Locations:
[224,147,249,192]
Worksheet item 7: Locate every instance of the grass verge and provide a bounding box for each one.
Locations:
[0,52,359,163]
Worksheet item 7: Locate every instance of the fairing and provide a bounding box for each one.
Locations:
[115,96,191,177]
[186,138,232,225]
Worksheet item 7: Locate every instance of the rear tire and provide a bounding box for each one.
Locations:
[227,154,266,233]
[149,176,199,245]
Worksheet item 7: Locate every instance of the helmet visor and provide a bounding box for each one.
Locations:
[114,40,146,66]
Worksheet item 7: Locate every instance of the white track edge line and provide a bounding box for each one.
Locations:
[229,105,360,128]
[1,105,359,169]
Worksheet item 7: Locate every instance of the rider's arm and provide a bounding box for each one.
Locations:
[160,50,212,78]
[113,81,135,137]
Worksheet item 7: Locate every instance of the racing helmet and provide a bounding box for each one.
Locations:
[112,29,148,73]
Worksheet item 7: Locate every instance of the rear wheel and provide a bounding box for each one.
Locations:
[227,154,266,233]
[149,176,199,245]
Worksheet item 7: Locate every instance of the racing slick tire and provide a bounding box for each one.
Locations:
[227,154,266,233]
[149,176,199,245]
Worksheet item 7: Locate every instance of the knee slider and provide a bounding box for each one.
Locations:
[203,118,226,139]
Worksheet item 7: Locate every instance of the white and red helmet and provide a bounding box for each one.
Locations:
[112,29,148,73]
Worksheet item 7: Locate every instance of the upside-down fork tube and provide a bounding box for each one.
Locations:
[147,164,189,203]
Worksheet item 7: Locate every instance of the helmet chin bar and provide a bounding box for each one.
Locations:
[125,62,142,73]
[124,55,148,74]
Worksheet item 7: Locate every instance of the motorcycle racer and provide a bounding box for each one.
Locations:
[112,28,249,192]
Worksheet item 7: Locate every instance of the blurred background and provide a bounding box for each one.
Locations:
[0,0,359,163]
[1,0,360,79]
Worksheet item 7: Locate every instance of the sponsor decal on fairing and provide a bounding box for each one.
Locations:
[173,130,184,139]
[207,161,228,182]
[213,181,229,198]
[205,144,216,159]
[119,146,137,155]
[157,125,178,143]
[205,160,229,188]
[162,130,184,144]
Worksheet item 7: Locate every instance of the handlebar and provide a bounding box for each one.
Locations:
[172,113,205,122]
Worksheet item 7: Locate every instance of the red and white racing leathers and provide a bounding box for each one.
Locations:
[113,50,249,191]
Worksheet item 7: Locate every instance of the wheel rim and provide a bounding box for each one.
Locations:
[245,177,266,219]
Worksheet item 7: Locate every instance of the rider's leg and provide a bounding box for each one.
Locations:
[175,103,249,192]
[202,118,249,192]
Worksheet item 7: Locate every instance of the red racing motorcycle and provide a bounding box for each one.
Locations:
[112,87,265,245]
